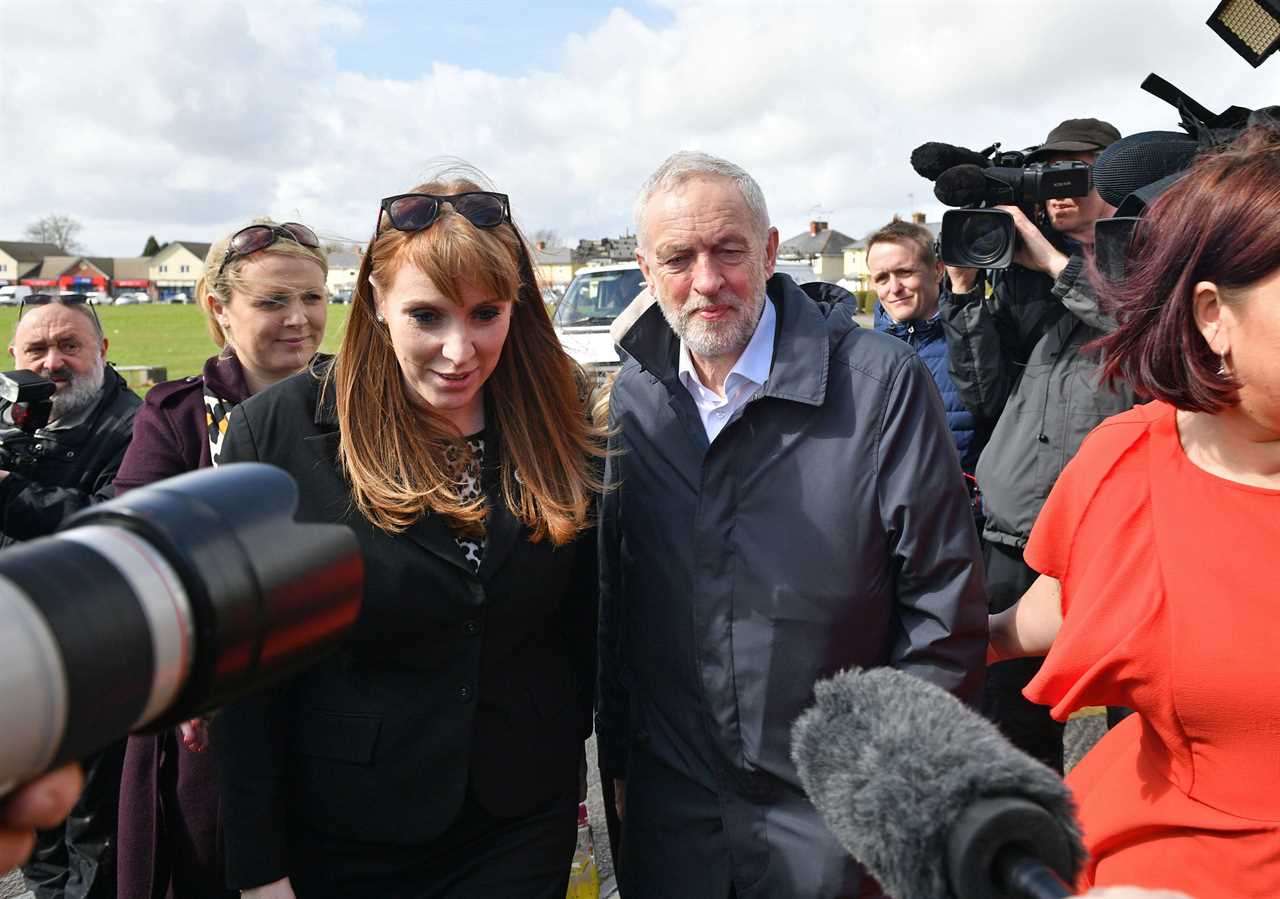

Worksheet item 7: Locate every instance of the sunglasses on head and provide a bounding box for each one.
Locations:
[378,192,511,235]
[19,293,101,329]
[214,222,321,282]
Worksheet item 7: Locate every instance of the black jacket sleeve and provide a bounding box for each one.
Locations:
[595,401,630,778]
[211,409,293,890]
[0,447,126,540]
[876,353,988,704]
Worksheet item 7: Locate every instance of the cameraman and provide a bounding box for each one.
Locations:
[0,295,140,546]
[941,118,1138,773]
[2,294,140,899]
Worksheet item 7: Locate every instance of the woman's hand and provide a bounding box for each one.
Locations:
[241,876,296,898]
[0,764,82,871]
[988,574,1063,663]
[179,717,211,753]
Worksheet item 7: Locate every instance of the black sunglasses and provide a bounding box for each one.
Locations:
[19,293,101,329]
[378,192,511,234]
[214,222,321,282]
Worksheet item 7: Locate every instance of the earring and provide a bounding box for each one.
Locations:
[1218,352,1233,378]
[375,311,385,324]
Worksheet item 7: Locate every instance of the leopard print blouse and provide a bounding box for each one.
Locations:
[445,434,486,572]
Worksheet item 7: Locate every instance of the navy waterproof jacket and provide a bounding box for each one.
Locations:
[874,303,986,473]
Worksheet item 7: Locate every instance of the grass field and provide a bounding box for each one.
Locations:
[0,303,353,389]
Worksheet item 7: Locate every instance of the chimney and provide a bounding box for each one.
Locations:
[911,212,926,224]
[808,220,828,236]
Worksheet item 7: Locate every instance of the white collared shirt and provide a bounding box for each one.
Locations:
[677,298,776,443]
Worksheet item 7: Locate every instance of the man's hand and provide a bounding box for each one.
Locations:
[945,265,981,295]
[996,205,1069,279]
[0,469,9,481]
[241,877,296,898]
[613,778,626,821]
[179,718,210,753]
[0,764,82,871]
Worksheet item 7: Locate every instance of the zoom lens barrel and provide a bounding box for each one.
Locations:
[0,463,362,797]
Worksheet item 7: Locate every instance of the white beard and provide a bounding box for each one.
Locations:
[656,287,764,360]
[49,359,106,422]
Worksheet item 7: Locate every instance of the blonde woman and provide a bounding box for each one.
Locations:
[114,221,328,899]
[213,177,602,898]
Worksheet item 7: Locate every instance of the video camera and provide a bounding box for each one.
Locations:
[0,369,57,471]
[909,141,1092,269]
[1091,74,1277,281]
[0,463,362,798]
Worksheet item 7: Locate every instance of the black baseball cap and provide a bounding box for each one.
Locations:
[1027,118,1122,162]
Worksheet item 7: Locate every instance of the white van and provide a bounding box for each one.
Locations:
[551,263,646,387]
[0,285,34,306]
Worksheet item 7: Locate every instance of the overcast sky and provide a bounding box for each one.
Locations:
[1,0,1276,257]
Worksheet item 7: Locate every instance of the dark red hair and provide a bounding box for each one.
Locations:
[1095,122,1280,413]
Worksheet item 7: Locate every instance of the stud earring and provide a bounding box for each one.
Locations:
[375,311,385,324]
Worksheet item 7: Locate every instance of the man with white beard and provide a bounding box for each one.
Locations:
[596,151,987,898]
[3,294,140,899]
[0,294,140,547]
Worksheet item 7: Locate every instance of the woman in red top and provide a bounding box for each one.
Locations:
[988,122,1280,899]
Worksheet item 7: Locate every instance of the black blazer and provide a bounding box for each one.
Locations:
[213,366,597,889]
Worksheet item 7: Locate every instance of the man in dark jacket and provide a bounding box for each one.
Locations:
[941,117,1136,772]
[868,219,990,478]
[4,294,141,899]
[598,151,987,899]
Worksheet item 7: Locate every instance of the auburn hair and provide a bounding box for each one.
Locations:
[329,177,604,543]
[1095,122,1280,412]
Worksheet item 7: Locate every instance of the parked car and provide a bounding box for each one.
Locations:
[552,263,646,388]
[168,292,191,304]
[331,288,353,304]
[0,285,34,306]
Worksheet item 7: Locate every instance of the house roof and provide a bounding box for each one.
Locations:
[846,219,944,252]
[155,241,213,264]
[326,251,361,269]
[779,228,858,258]
[112,257,152,279]
[0,241,63,262]
[30,256,78,279]
[533,246,573,265]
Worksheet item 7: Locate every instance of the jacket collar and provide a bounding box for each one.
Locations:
[202,352,252,404]
[618,273,831,408]
[873,303,943,340]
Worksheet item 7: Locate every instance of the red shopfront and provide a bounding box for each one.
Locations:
[59,260,109,293]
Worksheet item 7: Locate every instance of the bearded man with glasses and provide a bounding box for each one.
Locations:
[4,293,141,899]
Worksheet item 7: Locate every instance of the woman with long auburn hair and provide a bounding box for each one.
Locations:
[211,171,603,899]
[988,122,1280,897]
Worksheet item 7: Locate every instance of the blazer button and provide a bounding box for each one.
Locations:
[458,685,474,702]
[462,619,481,636]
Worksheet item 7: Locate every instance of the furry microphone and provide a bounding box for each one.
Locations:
[911,142,991,181]
[934,164,991,207]
[1092,131,1200,209]
[791,667,1085,899]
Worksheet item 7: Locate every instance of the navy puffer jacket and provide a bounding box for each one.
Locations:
[875,303,985,473]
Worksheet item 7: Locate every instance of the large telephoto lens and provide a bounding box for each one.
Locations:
[0,463,361,797]
[940,209,1016,269]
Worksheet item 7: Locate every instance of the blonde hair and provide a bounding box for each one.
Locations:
[330,177,604,544]
[197,219,329,350]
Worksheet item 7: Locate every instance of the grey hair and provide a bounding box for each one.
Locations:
[634,151,771,251]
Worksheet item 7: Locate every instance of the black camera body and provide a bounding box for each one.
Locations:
[935,159,1091,269]
[911,139,1093,269]
[0,370,56,472]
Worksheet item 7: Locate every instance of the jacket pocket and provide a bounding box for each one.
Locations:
[292,709,381,765]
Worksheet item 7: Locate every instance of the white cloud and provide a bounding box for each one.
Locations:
[0,0,1276,256]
